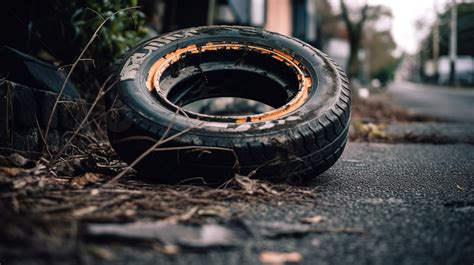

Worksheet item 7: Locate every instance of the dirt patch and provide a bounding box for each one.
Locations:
[351,95,439,124]
[350,95,442,142]
[0,145,318,262]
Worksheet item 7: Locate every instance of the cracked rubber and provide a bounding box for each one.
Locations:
[106,26,351,185]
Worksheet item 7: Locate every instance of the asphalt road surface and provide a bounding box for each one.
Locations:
[388,81,474,123]
[97,143,474,265]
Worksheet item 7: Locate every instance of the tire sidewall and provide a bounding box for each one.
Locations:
[115,26,344,138]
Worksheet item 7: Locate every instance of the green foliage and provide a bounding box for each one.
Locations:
[366,30,398,85]
[372,58,400,86]
[35,0,149,92]
[70,0,149,69]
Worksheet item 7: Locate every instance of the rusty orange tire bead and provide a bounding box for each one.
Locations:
[106,26,351,185]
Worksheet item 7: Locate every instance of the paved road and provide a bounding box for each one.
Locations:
[388,81,474,122]
[97,143,474,265]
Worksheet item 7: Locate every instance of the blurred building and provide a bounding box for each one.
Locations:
[415,1,474,86]
[431,56,474,85]
[147,0,321,48]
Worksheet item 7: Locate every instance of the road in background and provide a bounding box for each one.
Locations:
[388,81,474,122]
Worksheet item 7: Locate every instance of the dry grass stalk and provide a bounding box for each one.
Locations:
[43,6,140,151]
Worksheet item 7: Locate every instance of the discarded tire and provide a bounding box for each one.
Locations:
[106,26,351,185]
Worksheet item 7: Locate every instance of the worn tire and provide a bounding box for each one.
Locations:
[106,26,351,185]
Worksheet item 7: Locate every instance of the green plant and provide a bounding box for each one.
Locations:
[34,0,149,93]
[71,0,149,69]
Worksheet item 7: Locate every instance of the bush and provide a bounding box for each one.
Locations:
[28,0,149,93]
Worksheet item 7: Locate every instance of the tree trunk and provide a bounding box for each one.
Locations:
[347,39,359,79]
[339,0,369,81]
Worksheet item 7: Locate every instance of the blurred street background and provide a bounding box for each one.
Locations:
[1,1,473,264]
[2,0,473,121]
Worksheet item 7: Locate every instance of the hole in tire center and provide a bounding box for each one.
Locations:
[184,97,274,116]
[158,47,300,117]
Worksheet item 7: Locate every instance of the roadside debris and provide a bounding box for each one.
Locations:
[234,174,280,196]
[0,151,318,223]
[300,215,324,224]
[351,95,437,125]
[0,46,80,97]
[84,218,365,251]
[87,221,245,249]
[163,206,200,224]
[0,166,23,178]
[0,153,36,168]
[153,244,180,255]
[197,205,232,219]
[0,80,84,156]
[255,222,364,238]
[352,122,389,142]
[259,251,303,265]
[349,95,454,144]
[90,246,115,261]
[72,205,100,217]
[0,162,46,190]
[71,172,103,189]
[0,143,325,260]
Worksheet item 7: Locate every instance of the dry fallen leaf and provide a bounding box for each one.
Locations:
[7,153,35,168]
[197,205,231,218]
[91,247,114,261]
[300,215,324,224]
[259,251,303,265]
[154,244,180,255]
[234,175,279,195]
[124,208,136,217]
[71,172,102,188]
[352,122,389,141]
[72,205,98,217]
[0,167,22,177]
[163,206,199,224]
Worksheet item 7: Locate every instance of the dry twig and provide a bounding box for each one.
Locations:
[44,6,140,151]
